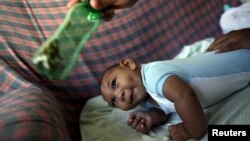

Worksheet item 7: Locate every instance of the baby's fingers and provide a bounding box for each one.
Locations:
[135,119,145,133]
[168,126,181,140]
[127,113,136,125]
[129,117,141,129]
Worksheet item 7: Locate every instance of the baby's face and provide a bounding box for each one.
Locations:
[100,65,148,111]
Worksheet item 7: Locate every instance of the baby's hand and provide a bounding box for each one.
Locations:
[168,122,192,141]
[127,111,153,134]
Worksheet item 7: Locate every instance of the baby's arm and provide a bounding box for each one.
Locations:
[127,108,168,133]
[163,75,206,141]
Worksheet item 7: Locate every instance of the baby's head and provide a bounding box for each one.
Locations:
[100,59,148,111]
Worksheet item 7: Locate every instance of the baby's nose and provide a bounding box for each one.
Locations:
[118,91,125,102]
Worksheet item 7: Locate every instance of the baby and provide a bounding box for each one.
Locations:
[99,49,250,141]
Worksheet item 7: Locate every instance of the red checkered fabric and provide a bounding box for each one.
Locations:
[0,87,70,141]
[0,0,240,140]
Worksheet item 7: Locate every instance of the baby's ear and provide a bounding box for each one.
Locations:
[119,58,136,70]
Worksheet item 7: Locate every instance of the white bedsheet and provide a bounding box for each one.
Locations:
[80,85,250,141]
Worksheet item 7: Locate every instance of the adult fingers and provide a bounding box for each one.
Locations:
[100,8,115,21]
[67,0,80,9]
[67,0,117,10]
[90,0,117,10]
[90,0,138,10]
[207,36,228,52]
[215,44,240,53]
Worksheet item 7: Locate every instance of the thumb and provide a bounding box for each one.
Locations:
[67,0,80,9]
[90,0,117,10]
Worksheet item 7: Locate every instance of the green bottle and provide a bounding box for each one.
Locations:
[32,2,100,80]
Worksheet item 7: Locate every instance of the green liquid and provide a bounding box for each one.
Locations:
[32,2,100,80]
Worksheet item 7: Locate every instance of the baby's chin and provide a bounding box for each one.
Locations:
[119,104,137,111]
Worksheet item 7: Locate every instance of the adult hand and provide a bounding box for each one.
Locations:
[207,28,250,53]
[67,0,138,21]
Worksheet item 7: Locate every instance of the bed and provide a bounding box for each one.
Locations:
[0,0,244,141]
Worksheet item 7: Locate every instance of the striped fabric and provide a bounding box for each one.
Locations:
[0,0,240,140]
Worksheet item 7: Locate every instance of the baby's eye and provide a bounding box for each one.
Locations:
[112,97,117,106]
[111,79,117,88]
